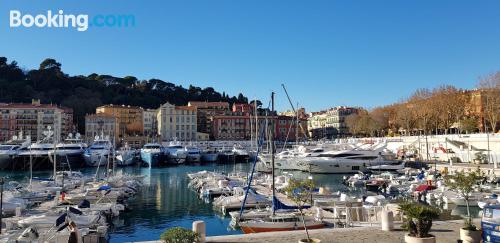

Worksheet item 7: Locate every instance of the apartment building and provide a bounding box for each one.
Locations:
[308,106,358,139]
[187,101,229,136]
[0,100,73,142]
[84,113,119,144]
[157,102,197,141]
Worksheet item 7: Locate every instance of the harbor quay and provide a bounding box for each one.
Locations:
[135,219,479,243]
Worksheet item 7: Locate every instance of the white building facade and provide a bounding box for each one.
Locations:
[157,102,197,141]
[143,108,158,136]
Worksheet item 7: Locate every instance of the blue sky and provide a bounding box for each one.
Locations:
[1,0,500,112]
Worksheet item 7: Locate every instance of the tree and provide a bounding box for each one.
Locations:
[39,58,62,71]
[478,72,500,133]
[249,100,263,108]
[459,117,479,134]
[0,57,249,134]
[284,178,316,242]
[444,169,482,230]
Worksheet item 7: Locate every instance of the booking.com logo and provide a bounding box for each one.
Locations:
[9,10,135,32]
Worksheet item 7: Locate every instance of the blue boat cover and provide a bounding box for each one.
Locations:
[78,199,91,208]
[55,213,67,226]
[97,185,111,191]
[272,196,311,210]
[69,207,83,215]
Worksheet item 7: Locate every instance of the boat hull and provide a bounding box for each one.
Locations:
[117,153,136,166]
[84,152,111,167]
[186,154,202,163]
[0,154,14,170]
[51,151,85,169]
[240,222,324,234]
[141,151,162,167]
[201,153,218,163]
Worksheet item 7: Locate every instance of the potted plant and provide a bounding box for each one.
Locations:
[444,169,482,243]
[473,152,487,164]
[399,201,440,243]
[284,178,321,243]
[160,227,200,243]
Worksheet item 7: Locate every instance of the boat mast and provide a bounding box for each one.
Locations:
[53,140,57,183]
[271,92,276,216]
[29,142,33,187]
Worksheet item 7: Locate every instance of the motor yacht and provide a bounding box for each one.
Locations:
[201,148,218,163]
[116,143,136,166]
[0,132,31,170]
[163,141,187,164]
[232,144,249,162]
[185,146,202,163]
[48,133,87,169]
[84,135,113,167]
[140,143,164,167]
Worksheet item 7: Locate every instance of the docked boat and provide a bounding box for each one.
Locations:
[201,148,219,163]
[48,133,87,169]
[0,133,31,170]
[116,143,136,166]
[299,148,395,174]
[164,141,187,164]
[238,212,324,233]
[140,143,164,167]
[232,144,250,162]
[84,135,113,167]
[367,160,406,172]
[235,93,325,234]
[218,147,235,163]
[214,187,271,214]
[185,146,202,163]
[16,143,55,170]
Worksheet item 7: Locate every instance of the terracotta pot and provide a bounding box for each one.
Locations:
[298,238,321,243]
[460,228,481,243]
[404,234,436,243]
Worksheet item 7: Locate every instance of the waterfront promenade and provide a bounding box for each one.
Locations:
[136,219,477,243]
[206,220,467,243]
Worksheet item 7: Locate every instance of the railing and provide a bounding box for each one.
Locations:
[320,205,403,228]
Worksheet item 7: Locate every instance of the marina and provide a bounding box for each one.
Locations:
[0,132,499,242]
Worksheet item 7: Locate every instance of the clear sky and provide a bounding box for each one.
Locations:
[1,0,500,112]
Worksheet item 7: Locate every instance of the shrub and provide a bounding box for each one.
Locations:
[399,201,440,238]
[160,227,199,243]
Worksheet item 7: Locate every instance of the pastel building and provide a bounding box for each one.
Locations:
[157,102,197,141]
[0,99,73,142]
[84,113,119,144]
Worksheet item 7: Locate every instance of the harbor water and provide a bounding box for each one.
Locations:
[0,162,350,242]
[107,163,351,242]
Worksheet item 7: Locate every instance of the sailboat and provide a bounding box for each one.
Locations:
[236,92,324,234]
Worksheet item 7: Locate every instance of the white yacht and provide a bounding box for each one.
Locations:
[117,143,136,166]
[218,147,235,163]
[185,146,202,163]
[84,135,113,167]
[301,146,395,174]
[48,133,87,169]
[0,133,31,170]
[259,143,395,174]
[140,143,164,167]
[201,148,219,163]
[17,127,56,170]
[232,144,249,161]
[258,146,331,171]
[163,140,187,164]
